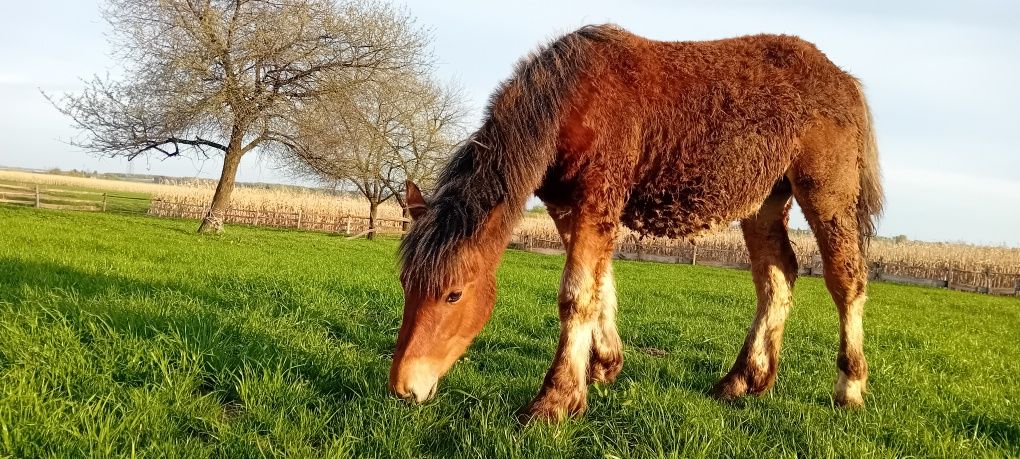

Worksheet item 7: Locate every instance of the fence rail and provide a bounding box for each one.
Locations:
[1,183,151,214]
[3,182,1017,298]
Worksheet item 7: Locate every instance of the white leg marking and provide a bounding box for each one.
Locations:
[844,294,866,354]
[558,264,599,384]
[565,321,597,382]
[836,294,867,405]
[594,265,620,355]
[748,265,793,370]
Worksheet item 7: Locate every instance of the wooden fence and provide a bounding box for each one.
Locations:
[510,234,1020,297]
[0,182,146,212]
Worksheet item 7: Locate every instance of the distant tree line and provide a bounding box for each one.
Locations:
[49,0,468,235]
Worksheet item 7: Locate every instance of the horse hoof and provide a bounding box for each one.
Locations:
[834,393,865,409]
[588,355,623,384]
[834,373,866,408]
[711,374,750,401]
[518,388,587,423]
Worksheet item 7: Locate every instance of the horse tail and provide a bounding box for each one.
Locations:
[854,79,883,252]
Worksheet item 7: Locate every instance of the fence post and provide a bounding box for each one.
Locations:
[691,245,698,265]
[102,193,108,212]
[34,185,40,208]
[296,210,302,229]
[344,216,352,234]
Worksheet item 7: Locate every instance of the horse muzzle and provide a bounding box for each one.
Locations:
[389,359,439,403]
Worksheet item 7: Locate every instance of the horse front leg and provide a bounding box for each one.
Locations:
[547,205,623,386]
[521,216,617,422]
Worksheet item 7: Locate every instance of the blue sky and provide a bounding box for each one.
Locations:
[0,1,1017,245]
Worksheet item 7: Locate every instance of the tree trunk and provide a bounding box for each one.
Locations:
[199,141,244,234]
[367,200,379,240]
[393,194,410,231]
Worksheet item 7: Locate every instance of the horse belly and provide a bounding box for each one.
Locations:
[621,148,791,239]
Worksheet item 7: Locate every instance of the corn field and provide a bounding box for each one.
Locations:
[147,186,405,221]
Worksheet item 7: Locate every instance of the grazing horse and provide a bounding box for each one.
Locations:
[390,24,882,421]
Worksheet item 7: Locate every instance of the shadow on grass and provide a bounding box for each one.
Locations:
[0,257,396,406]
[0,256,578,424]
[949,402,1020,450]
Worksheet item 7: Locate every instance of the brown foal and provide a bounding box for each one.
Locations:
[390,24,882,421]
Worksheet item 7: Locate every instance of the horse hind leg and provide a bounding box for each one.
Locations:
[547,205,623,386]
[712,181,798,400]
[790,126,871,408]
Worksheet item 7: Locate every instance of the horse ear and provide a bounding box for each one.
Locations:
[405,180,428,220]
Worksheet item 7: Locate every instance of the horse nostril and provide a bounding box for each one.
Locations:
[391,381,412,400]
[390,362,438,403]
[391,381,421,403]
[394,383,436,404]
[404,389,427,404]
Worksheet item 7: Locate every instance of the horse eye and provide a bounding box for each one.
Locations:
[446,291,462,303]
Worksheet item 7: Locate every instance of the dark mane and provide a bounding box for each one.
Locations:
[399,25,625,295]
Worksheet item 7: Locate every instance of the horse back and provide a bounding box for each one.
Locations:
[542,31,864,239]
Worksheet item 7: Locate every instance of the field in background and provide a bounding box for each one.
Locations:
[1,206,1017,457]
[515,215,1020,293]
[3,170,1019,288]
[517,213,1020,273]
[0,169,403,220]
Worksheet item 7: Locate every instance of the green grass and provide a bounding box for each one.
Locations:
[0,179,151,213]
[1,206,1017,458]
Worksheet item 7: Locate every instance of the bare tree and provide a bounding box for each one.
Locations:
[48,0,428,233]
[380,79,469,229]
[287,76,467,237]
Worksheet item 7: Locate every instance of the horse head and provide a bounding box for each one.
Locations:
[389,181,505,403]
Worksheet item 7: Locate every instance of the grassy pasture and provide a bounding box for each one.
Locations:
[0,206,1017,457]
